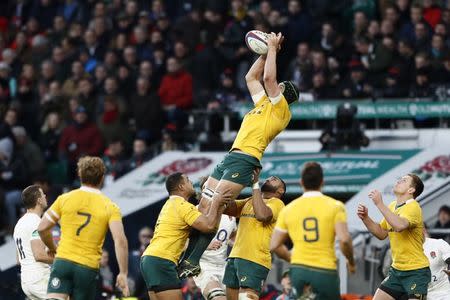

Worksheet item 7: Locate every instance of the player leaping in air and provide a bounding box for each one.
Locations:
[178,32,300,278]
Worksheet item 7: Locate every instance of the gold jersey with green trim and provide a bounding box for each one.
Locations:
[143,195,202,264]
[380,199,429,271]
[275,192,347,270]
[47,186,122,269]
[231,94,291,161]
[229,197,285,269]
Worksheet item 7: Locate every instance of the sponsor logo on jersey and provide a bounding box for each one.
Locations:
[240,276,247,282]
[231,173,240,178]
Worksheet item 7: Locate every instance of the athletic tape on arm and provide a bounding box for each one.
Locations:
[207,288,226,300]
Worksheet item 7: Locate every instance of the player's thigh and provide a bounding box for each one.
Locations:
[141,255,182,292]
[226,287,239,300]
[149,291,159,300]
[26,276,50,300]
[223,258,239,290]
[47,259,74,298]
[234,258,269,295]
[398,267,431,299]
[71,262,99,300]
[378,267,407,300]
[154,289,183,300]
[374,288,396,300]
[203,280,226,300]
[289,265,339,300]
[214,152,261,189]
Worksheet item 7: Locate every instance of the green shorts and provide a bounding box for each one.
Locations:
[290,264,340,300]
[380,267,431,299]
[211,152,262,187]
[222,258,269,293]
[140,255,181,292]
[47,258,99,300]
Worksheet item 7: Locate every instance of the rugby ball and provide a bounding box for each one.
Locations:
[245,30,268,55]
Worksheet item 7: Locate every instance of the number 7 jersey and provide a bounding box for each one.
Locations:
[275,191,347,270]
[47,186,122,269]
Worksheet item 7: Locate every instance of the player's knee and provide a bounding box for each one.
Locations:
[206,287,226,300]
[238,291,258,300]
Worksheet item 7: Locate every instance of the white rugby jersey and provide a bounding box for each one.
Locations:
[13,213,51,283]
[200,215,237,265]
[423,237,450,293]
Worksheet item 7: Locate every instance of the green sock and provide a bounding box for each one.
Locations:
[185,230,217,265]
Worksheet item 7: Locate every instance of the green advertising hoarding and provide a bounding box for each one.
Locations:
[258,150,421,194]
[234,101,450,120]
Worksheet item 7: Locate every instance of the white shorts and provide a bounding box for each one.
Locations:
[21,276,49,300]
[194,262,226,293]
[428,288,450,300]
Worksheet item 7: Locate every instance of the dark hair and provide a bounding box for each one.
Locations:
[301,162,323,190]
[438,205,450,215]
[408,173,424,199]
[22,185,42,209]
[165,172,184,194]
[276,176,287,197]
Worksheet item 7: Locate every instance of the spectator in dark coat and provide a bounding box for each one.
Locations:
[119,138,152,177]
[400,4,433,43]
[340,60,373,98]
[431,205,450,241]
[284,0,313,56]
[395,39,416,86]
[410,68,433,98]
[285,43,312,91]
[102,139,127,184]
[11,126,45,179]
[40,112,64,163]
[58,106,103,182]
[381,67,408,98]
[413,21,431,52]
[131,77,163,141]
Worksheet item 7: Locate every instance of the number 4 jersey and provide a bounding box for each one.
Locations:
[13,213,51,283]
[275,191,347,270]
[47,186,122,269]
[423,237,450,297]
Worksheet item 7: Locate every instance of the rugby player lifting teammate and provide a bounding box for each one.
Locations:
[179,32,299,278]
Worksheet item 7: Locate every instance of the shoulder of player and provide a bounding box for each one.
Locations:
[267,197,285,206]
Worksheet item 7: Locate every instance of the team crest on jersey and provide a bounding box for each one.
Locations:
[430,251,436,259]
[410,283,416,290]
[51,277,61,289]
[231,173,240,178]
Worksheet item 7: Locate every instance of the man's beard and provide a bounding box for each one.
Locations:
[261,181,277,193]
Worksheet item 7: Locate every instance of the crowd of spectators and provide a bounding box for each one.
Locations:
[1,0,450,234]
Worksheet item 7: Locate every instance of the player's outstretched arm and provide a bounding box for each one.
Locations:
[192,189,233,232]
[251,169,273,222]
[369,190,409,232]
[245,56,266,103]
[263,32,283,99]
[109,220,130,297]
[357,204,388,240]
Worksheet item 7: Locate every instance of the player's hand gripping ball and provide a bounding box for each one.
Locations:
[245,30,269,55]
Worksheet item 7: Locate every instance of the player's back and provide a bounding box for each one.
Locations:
[49,186,121,269]
[283,192,346,270]
[14,213,51,282]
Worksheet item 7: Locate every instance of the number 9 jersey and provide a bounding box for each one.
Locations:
[275,191,347,270]
[47,186,122,269]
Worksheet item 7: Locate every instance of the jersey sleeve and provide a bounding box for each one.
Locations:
[252,91,267,106]
[275,206,288,232]
[334,202,348,224]
[267,199,285,222]
[47,196,62,223]
[439,239,450,261]
[399,203,421,228]
[380,218,388,230]
[176,199,202,226]
[108,202,122,223]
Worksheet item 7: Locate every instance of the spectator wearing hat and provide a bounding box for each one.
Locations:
[208,69,243,111]
[431,205,450,241]
[382,67,408,98]
[340,60,372,98]
[276,270,296,300]
[58,105,103,183]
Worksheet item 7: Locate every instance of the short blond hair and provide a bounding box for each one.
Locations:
[77,156,106,187]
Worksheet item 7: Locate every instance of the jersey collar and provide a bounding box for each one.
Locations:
[395,198,415,209]
[302,191,323,197]
[80,185,102,194]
